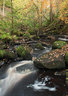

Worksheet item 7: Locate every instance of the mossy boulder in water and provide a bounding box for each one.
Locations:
[0,50,6,59]
[0,50,15,60]
[65,52,68,65]
[52,41,67,49]
[34,49,65,69]
[35,43,44,50]
[16,45,32,60]
[6,51,15,60]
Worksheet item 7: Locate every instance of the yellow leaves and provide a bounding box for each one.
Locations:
[59,0,68,24]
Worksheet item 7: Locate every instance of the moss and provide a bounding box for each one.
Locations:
[16,45,32,60]
[6,51,15,60]
[16,45,25,57]
[65,52,68,65]
[35,43,44,50]
[23,33,31,39]
[0,50,6,59]
[0,50,15,60]
[52,41,67,49]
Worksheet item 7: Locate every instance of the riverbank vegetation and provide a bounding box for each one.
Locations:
[0,0,68,41]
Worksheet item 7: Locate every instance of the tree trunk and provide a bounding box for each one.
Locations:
[3,0,5,16]
[11,0,14,34]
[0,6,1,15]
[50,0,53,22]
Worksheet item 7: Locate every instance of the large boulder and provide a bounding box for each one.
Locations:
[34,49,65,69]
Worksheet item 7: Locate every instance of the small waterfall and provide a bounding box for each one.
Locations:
[0,61,37,96]
[27,76,56,92]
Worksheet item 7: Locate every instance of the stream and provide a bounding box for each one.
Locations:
[0,39,67,96]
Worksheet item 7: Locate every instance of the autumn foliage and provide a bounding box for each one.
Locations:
[59,0,68,24]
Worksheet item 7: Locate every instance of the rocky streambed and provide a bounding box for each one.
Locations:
[0,36,68,96]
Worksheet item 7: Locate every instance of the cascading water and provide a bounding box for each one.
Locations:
[27,76,56,91]
[0,46,66,96]
[0,61,36,96]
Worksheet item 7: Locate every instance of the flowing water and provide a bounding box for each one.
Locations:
[0,45,66,96]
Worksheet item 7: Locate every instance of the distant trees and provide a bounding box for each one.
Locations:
[59,0,68,24]
[50,0,53,22]
[11,0,14,34]
[0,0,68,36]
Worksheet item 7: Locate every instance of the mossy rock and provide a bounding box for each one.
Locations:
[16,45,32,60]
[0,44,7,49]
[5,51,15,60]
[35,43,44,50]
[34,49,65,69]
[66,70,68,85]
[52,41,67,49]
[65,52,68,65]
[0,50,15,60]
[0,50,6,59]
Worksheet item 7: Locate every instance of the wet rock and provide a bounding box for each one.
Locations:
[66,70,68,85]
[0,49,15,60]
[54,70,66,76]
[0,60,5,66]
[34,49,65,69]
[0,44,7,49]
[0,50,6,59]
[47,36,56,43]
[52,41,67,49]
[35,43,44,50]
[65,52,68,66]
[5,51,15,60]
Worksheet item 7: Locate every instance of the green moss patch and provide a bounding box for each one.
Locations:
[16,45,32,60]
[6,51,15,60]
[0,50,6,59]
[52,41,67,49]
[35,43,44,50]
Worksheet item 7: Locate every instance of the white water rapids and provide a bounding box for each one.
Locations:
[0,60,57,96]
[0,61,36,96]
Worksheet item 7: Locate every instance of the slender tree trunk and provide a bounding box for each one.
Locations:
[50,0,53,22]
[11,0,14,34]
[0,6,1,15]
[3,0,5,16]
[56,0,59,15]
[39,0,43,35]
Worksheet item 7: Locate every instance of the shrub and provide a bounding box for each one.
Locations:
[23,33,31,39]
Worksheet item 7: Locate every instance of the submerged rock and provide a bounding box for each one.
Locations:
[34,49,65,69]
